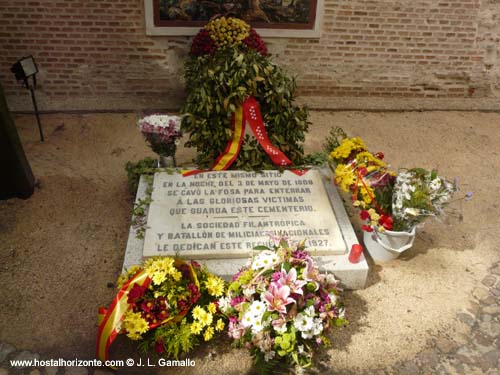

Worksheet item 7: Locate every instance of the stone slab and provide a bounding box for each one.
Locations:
[124,169,368,289]
[143,170,346,259]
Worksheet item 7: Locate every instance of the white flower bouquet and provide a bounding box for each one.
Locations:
[392,168,457,231]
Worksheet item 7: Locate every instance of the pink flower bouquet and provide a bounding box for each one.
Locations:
[138,114,182,158]
[219,238,347,373]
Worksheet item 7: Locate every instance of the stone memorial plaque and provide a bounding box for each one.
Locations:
[143,170,347,259]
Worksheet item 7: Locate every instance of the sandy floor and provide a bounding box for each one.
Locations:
[0,110,499,373]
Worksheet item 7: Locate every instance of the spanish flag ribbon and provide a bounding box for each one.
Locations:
[96,270,151,362]
[212,102,247,170]
[212,96,292,170]
[182,97,307,176]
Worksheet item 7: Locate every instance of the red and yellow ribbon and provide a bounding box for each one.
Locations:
[96,270,151,361]
[183,96,307,176]
[212,96,293,170]
[212,103,246,170]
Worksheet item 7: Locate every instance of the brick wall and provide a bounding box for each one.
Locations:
[0,0,499,111]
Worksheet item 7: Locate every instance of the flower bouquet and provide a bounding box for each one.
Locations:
[330,136,397,232]
[392,168,457,231]
[327,133,467,261]
[220,238,346,374]
[329,135,461,234]
[97,257,226,361]
[138,114,182,167]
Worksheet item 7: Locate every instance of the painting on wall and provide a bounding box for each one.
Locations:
[146,0,323,37]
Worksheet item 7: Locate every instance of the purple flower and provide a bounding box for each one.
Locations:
[291,250,309,261]
[271,272,281,282]
[465,191,473,201]
[230,296,244,307]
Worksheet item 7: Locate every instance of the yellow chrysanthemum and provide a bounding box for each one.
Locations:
[330,137,366,162]
[334,164,357,192]
[192,306,204,321]
[127,332,142,340]
[151,270,167,285]
[358,183,375,204]
[207,303,217,314]
[215,319,225,332]
[144,257,183,284]
[205,276,225,297]
[123,311,149,340]
[203,326,215,341]
[146,257,173,273]
[356,151,386,168]
[190,321,203,335]
[169,269,182,282]
[198,311,213,327]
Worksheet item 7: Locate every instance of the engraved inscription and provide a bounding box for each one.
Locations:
[142,170,346,259]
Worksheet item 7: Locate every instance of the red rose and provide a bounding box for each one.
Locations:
[360,210,370,220]
[190,29,216,57]
[243,29,268,56]
[379,215,393,230]
[127,283,147,304]
[361,224,373,232]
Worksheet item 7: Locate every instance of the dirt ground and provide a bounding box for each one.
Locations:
[1,110,499,373]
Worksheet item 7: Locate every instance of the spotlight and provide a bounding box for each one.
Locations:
[11,56,44,142]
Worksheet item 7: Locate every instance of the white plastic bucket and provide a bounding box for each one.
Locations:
[363,227,416,262]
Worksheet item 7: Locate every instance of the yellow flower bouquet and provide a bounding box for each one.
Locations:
[329,137,396,232]
[97,257,226,360]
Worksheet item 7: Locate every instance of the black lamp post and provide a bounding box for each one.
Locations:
[10,55,44,142]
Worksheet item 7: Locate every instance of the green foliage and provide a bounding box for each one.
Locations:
[138,318,197,359]
[302,151,329,166]
[250,347,284,375]
[323,126,347,154]
[181,48,309,170]
[125,158,181,239]
[374,180,394,216]
[125,157,157,194]
[131,174,154,240]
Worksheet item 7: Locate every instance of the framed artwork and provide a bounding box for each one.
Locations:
[144,0,324,37]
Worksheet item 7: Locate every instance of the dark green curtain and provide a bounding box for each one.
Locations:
[0,81,35,199]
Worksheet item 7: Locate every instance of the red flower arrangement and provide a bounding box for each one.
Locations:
[242,29,268,56]
[190,29,216,57]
